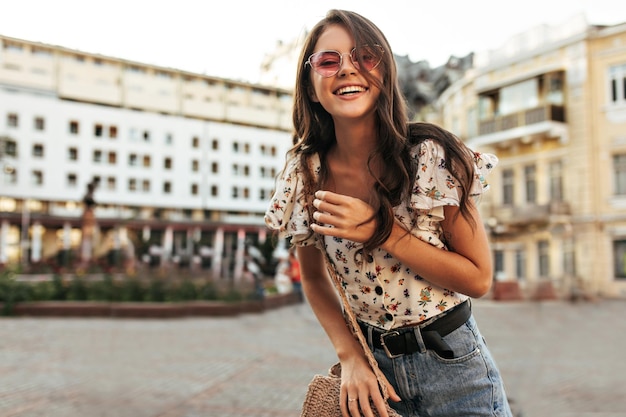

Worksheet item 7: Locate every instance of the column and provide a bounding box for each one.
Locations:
[212,227,224,279]
[234,228,246,282]
[31,222,43,263]
[0,220,9,264]
[162,226,173,264]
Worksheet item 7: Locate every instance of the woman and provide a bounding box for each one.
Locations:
[265,9,513,417]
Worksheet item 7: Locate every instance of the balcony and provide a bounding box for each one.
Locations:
[490,201,571,229]
[479,104,564,135]
[470,105,567,148]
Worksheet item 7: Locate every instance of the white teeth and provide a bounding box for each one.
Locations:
[336,86,366,95]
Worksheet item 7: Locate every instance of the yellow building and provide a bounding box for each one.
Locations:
[437,15,626,298]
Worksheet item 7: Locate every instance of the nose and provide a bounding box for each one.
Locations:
[338,52,358,76]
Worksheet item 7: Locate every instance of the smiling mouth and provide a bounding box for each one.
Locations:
[334,85,367,95]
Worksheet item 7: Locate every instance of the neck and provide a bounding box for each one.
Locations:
[332,119,378,164]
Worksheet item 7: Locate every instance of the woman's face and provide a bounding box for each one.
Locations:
[307,24,382,125]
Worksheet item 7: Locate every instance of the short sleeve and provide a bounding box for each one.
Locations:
[264,154,318,247]
[409,140,498,212]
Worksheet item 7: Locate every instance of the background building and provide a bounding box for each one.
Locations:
[436,14,626,298]
[3,12,625,300]
[0,34,293,280]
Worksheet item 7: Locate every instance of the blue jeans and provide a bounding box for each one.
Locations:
[366,315,513,416]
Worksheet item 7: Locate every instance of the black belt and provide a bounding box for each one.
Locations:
[358,300,471,359]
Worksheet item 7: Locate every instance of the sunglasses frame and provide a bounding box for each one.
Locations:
[305,45,384,77]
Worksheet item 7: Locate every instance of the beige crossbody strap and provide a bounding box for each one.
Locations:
[301,154,390,398]
[319,244,391,400]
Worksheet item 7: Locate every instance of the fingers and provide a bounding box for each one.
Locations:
[341,389,391,417]
[315,189,341,203]
[383,376,402,403]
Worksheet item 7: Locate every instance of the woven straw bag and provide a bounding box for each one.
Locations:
[300,363,402,417]
[299,247,403,417]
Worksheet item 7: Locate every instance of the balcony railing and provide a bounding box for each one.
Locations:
[479,104,565,136]
[491,201,571,227]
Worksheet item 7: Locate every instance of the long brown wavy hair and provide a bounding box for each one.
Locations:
[289,9,476,252]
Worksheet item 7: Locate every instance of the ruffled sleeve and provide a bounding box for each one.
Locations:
[409,140,498,212]
[264,153,318,247]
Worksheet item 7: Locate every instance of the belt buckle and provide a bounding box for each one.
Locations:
[380,330,402,359]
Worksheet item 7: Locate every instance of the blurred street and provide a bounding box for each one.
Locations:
[1,299,625,417]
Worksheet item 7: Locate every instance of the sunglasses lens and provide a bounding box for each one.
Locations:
[353,46,383,71]
[309,51,342,76]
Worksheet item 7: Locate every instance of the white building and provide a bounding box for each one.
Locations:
[0,34,294,279]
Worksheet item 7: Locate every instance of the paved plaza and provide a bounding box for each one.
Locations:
[1,298,625,417]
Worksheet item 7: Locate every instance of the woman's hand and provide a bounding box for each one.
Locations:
[340,355,401,417]
[310,190,376,243]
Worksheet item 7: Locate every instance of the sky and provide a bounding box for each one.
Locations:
[2,0,625,84]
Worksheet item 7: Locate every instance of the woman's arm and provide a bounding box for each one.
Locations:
[311,190,493,298]
[383,201,493,297]
[297,245,400,416]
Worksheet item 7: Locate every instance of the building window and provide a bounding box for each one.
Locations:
[94,124,103,137]
[164,157,172,169]
[128,153,138,166]
[67,173,77,187]
[232,164,239,176]
[549,160,563,201]
[7,113,18,127]
[494,249,504,279]
[68,147,78,161]
[32,144,44,157]
[142,180,150,192]
[232,142,239,153]
[613,239,626,279]
[614,154,626,195]
[34,116,45,131]
[538,240,550,278]
[243,165,250,176]
[31,170,43,186]
[143,130,150,142]
[109,125,118,139]
[165,133,173,145]
[609,63,626,106]
[191,183,198,195]
[232,186,239,198]
[502,168,514,205]
[3,168,17,184]
[129,128,139,141]
[515,249,526,280]
[192,160,199,172]
[163,181,172,193]
[212,139,219,150]
[69,120,79,134]
[244,143,250,153]
[128,178,137,191]
[524,164,536,204]
[106,177,116,191]
[4,140,17,157]
[93,150,102,163]
[192,136,199,148]
[143,155,151,168]
[108,152,117,165]
[211,162,218,173]
[243,187,250,199]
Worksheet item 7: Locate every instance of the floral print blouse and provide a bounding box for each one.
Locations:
[265,139,497,330]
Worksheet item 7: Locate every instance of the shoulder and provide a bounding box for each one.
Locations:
[409,139,445,164]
